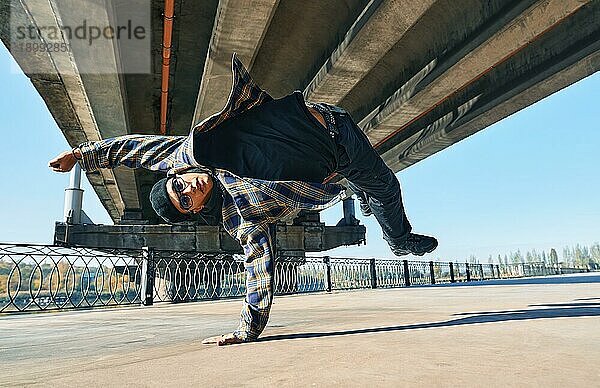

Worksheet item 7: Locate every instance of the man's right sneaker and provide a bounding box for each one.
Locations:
[354,192,373,217]
[358,200,373,217]
[390,233,438,257]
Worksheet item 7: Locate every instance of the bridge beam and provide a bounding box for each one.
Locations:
[383,47,600,172]
[54,222,366,253]
[191,0,280,124]
[359,0,591,146]
[1,0,139,220]
[377,1,600,171]
[303,0,438,105]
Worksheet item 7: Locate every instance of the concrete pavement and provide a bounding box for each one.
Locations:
[1,273,599,387]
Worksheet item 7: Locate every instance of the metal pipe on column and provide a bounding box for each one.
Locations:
[337,197,359,226]
[343,197,355,224]
[160,0,175,135]
[63,163,84,224]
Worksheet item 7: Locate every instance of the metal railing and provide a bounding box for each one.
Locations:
[0,244,591,313]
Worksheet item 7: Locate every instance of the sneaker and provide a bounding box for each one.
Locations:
[359,200,372,217]
[354,192,372,217]
[390,233,438,257]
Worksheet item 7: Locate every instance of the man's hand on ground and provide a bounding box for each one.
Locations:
[48,150,79,173]
[201,332,245,346]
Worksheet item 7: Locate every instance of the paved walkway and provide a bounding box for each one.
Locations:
[1,273,599,387]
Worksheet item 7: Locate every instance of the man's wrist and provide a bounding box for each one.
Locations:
[72,146,82,161]
[76,142,103,171]
[232,330,253,342]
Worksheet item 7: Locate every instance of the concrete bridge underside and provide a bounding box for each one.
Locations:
[1,0,598,232]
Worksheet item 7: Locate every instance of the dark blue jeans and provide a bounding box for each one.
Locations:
[312,103,412,245]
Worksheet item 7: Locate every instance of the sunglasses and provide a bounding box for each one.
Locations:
[171,176,193,211]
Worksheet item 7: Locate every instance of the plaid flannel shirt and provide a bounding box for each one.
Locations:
[77,53,345,341]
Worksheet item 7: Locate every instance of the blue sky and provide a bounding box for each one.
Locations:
[0,43,598,261]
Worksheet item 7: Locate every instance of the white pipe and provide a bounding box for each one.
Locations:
[63,163,84,224]
[69,161,81,188]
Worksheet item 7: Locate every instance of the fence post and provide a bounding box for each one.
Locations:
[403,260,411,287]
[370,258,377,289]
[449,262,455,283]
[429,261,435,284]
[324,256,332,292]
[141,246,155,306]
[466,263,471,282]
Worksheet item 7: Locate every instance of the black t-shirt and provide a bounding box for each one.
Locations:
[193,92,338,182]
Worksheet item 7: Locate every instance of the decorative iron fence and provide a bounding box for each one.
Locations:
[0,244,591,313]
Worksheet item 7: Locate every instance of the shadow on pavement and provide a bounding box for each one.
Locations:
[258,302,600,343]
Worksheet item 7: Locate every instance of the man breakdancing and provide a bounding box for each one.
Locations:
[49,54,437,345]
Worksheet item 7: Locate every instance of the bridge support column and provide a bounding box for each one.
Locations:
[370,258,377,289]
[140,247,155,306]
[324,256,332,292]
[403,260,410,287]
[429,261,435,284]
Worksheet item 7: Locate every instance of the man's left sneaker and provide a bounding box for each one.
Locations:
[390,233,438,257]
[359,200,373,217]
[354,192,372,217]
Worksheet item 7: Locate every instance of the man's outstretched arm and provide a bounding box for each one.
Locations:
[236,223,276,341]
[49,134,191,173]
[202,223,276,346]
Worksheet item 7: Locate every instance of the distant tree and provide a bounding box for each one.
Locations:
[581,246,591,267]
[549,248,559,266]
[591,243,600,264]
[572,246,580,264]
[541,251,547,264]
[0,274,7,294]
[526,251,533,263]
[0,260,11,276]
[562,247,572,266]
[573,244,591,267]
[510,250,524,264]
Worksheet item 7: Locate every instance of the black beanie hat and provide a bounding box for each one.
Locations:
[149,177,190,224]
[149,176,223,225]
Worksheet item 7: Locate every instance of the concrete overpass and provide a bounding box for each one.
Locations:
[1,0,598,250]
